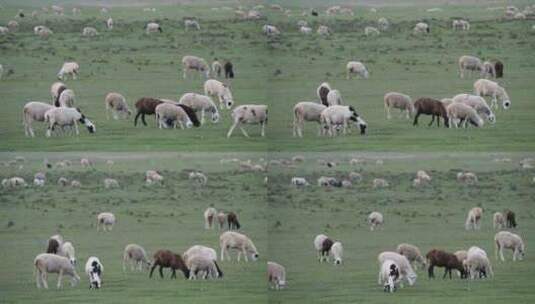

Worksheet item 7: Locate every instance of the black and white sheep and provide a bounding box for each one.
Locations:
[85,256,103,289]
[319,105,367,136]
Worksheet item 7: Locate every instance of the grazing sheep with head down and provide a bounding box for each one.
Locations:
[378,252,417,287]
[330,241,344,265]
[457,172,478,184]
[464,246,493,279]
[379,259,400,292]
[145,22,162,34]
[82,27,98,37]
[268,261,287,289]
[368,211,384,230]
[34,253,80,289]
[0,26,9,35]
[452,19,470,31]
[103,178,119,189]
[149,249,190,279]
[220,231,259,262]
[452,94,495,124]
[396,243,426,270]
[184,19,200,31]
[384,92,413,119]
[2,177,26,188]
[178,93,219,124]
[155,103,195,129]
[465,207,483,231]
[145,170,163,185]
[473,79,511,110]
[495,231,525,262]
[57,62,80,80]
[320,105,367,136]
[373,178,389,189]
[313,234,334,262]
[44,107,95,137]
[262,25,280,36]
[183,245,217,264]
[134,97,162,126]
[447,102,484,128]
[413,22,429,34]
[227,105,268,138]
[365,26,380,36]
[97,212,116,232]
[189,171,207,186]
[182,55,210,79]
[106,18,113,30]
[426,249,466,279]
[204,79,234,109]
[105,92,131,120]
[413,97,449,127]
[186,255,223,280]
[123,244,151,272]
[300,26,312,34]
[458,55,485,79]
[291,177,309,187]
[346,61,369,79]
[59,241,76,265]
[378,17,390,31]
[85,256,103,289]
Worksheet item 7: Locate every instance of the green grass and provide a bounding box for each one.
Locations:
[1,1,534,152]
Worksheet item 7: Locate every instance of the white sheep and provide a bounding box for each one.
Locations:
[377,251,417,287]
[57,62,79,80]
[317,176,337,187]
[85,256,103,289]
[379,259,401,292]
[452,94,495,123]
[320,105,367,136]
[247,10,262,20]
[0,26,9,35]
[473,79,511,109]
[189,171,207,186]
[219,231,259,262]
[446,103,484,128]
[145,22,162,34]
[34,253,80,289]
[458,55,485,78]
[7,20,18,31]
[330,241,344,265]
[97,212,116,231]
[365,26,380,36]
[182,55,210,79]
[52,5,64,15]
[373,178,389,189]
[227,104,268,138]
[105,92,131,120]
[103,178,119,189]
[346,61,369,79]
[211,60,222,77]
[368,211,384,231]
[378,17,390,31]
[452,19,470,31]
[465,207,483,231]
[123,244,151,272]
[293,101,327,137]
[183,245,217,264]
[299,26,312,34]
[204,207,217,229]
[184,19,200,31]
[317,25,331,36]
[44,107,95,137]
[34,172,46,186]
[204,79,234,109]
[268,261,287,289]
[217,211,226,230]
[145,170,164,185]
[178,93,219,124]
[291,177,309,187]
[37,27,53,38]
[464,246,493,279]
[2,177,27,188]
[22,101,55,137]
[82,27,98,37]
[325,89,343,106]
[80,158,91,168]
[57,89,75,107]
[106,18,113,30]
[71,180,81,187]
[396,243,426,270]
[384,92,413,119]
[186,255,222,280]
[493,212,505,229]
[495,231,525,262]
[457,172,478,185]
[262,25,280,36]
[155,103,193,129]
[413,22,429,34]
[57,177,69,187]
[59,241,76,265]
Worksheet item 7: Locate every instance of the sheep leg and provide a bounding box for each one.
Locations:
[261,121,265,137]
[342,120,348,135]
[171,269,176,279]
[227,121,238,138]
[134,112,142,126]
[413,112,420,126]
[200,109,205,125]
[35,269,42,289]
[428,115,435,127]
[242,248,249,262]
[141,113,147,126]
[74,121,79,135]
[41,272,49,289]
[149,264,157,278]
[428,265,434,278]
[500,247,505,262]
[239,126,249,137]
[57,269,63,289]
[237,251,241,262]
[158,266,165,279]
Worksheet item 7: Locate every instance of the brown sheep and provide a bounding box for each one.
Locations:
[505,210,517,228]
[149,250,190,279]
[227,212,241,230]
[426,249,466,279]
[134,97,162,126]
[413,98,449,128]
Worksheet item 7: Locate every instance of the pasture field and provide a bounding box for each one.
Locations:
[0,1,534,151]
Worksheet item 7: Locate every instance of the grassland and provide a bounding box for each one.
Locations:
[1,1,534,152]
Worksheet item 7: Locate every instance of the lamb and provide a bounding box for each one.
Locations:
[268,261,287,289]
[378,17,390,31]
[377,252,417,287]
[59,241,76,265]
[396,243,426,270]
[186,255,223,280]
[34,172,46,186]
[123,244,151,272]
[46,235,63,254]
[493,212,505,229]
[458,55,485,78]
[317,25,331,36]
[326,89,343,106]
[465,207,483,231]
[379,259,401,292]
[203,79,234,109]
[227,105,268,138]
[464,246,493,279]
[34,253,80,289]
[473,79,511,109]
[373,178,389,189]
[446,102,484,128]
[85,256,103,289]
[44,107,95,137]
[300,26,312,34]
[97,212,116,232]
[189,171,207,186]
[211,60,222,77]
[495,231,525,262]
[1,177,27,188]
[149,249,190,279]
[145,170,163,185]
[204,207,217,229]
[106,18,113,30]
[457,172,478,184]
[57,89,76,107]
[155,103,194,129]
[505,210,517,228]
[291,177,309,186]
[57,62,80,80]
[365,26,380,36]
[262,25,280,36]
[320,105,367,136]
[426,249,466,279]
[82,27,98,37]
[330,242,344,264]
[219,231,259,262]
[104,178,119,189]
[452,93,495,123]
[347,61,369,79]
[105,92,131,120]
[145,22,162,33]
[413,22,429,34]
[413,97,449,127]
[184,19,201,31]
[316,82,331,106]
[368,211,384,231]
[178,93,219,124]
[182,55,210,79]
[384,92,413,119]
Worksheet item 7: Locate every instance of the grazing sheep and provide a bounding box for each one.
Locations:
[413,22,429,34]
[183,245,217,264]
[34,253,80,289]
[182,55,210,79]
[0,26,9,35]
[57,177,69,187]
[313,234,334,262]
[57,62,80,80]
[189,171,207,186]
[348,172,362,183]
[227,105,268,138]
[34,172,46,186]
[465,207,483,231]
[268,262,287,289]
[447,102,484,128]
[247,10,262,20]
[178,93,219,124]
[145,170,163,185]
[379,259,400,292]
[396,243,426,270]
[505,210,517,228]
[59,241,76,265]
[452,19,470,31]
[346,62,369,80]
[184,19,200,31]
[105,92,131,120]
[7,20,18,31]
[320,105,367,136]
[155,103,194,129]
[326,89,343,106]
[103,178,119,189]
[493,212,505,229]
[186,255,223,280]
[212,60,222,77]
[50,82,67,105]
[227,212,241,230]
[413,97,449,127]
[204,79,234,109]
[457,172,478,185]
[80,158,91,168]
[426,249,466,279]
[85,256,103,289]
[377,252,417,287]
[459,55,485,78]
[106,18,113,30]
[217,211,226,230]
[204,207,217,229]
[464,246,493,279]
[70,180,81,187]
[368,211,384,231]
[483,59,504,78]
[373,178,389,189]
[37,27,53,38]
[452,94,495,123]
[145,22,162,34]
[378,17,390,31]
[224,61,234,79]
[330,242,343,265]
[149,250,190,279]
[123,244,151,272]
[46,235,63,254]
[220,231,259,262]
[495,231,525,262]
[57,89,75,107]
[134,97,162,126]
[22,101,55,137]
[82,27,98,37]
[44,107,95,137]
[473,79,511,109]
[300,26,312,34]
[52,5,64,15]
[317,25,331,36]
[262,24,280,36]
[454,250,468,276]
[291,177,309,186]
[316,82,331,106]
[365,26,380,36]
[317,176,340,187]
[97,212,116,232]
[384,92,413,119]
